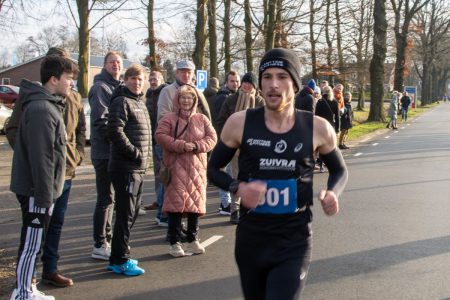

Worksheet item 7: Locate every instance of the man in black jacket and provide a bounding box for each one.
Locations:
[10,55,78,300]
[144,70,167,211]
[295,79,317,113]
[213,70,240,129]
[106,64,151,276]
[89,51,122,261]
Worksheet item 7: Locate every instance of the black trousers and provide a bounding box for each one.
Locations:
[109,172,144,265]
[167,212,199,245]
[235,220,312,300]
[16,195,52,299]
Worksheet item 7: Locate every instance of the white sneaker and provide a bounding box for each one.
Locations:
[10,287,55,300]
[169,243,185,258]
[138,208,147,215]
[186,240,205,254]
[92,243,110,260]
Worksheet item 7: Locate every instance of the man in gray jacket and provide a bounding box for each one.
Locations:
[89,51,123,260]
[10,55,78,300]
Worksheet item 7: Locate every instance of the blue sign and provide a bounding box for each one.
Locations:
[404,86,417,108]
[196,70,207,91]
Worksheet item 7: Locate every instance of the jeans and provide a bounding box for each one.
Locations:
[218,164,232,208]
[167,212,199,244]
[92,159,114,248]
[41,180,72,274]
[109,172,143,265]
[402,108,409,121]
[154,144,167,222]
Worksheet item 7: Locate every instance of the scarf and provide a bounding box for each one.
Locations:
[234,89,256,112]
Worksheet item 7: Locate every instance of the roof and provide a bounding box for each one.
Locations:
[0,53,135,74]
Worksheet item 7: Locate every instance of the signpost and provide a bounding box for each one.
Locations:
[404,86,417,108]
[196,70,207,91]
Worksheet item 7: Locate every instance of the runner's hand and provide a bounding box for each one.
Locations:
[319,190,339,216]
[237,181,267,209]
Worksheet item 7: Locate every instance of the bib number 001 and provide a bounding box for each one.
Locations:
[252,179,298,214]
[262,187,290,207]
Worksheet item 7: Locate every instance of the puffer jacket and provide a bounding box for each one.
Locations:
[155,87,217,215]
[295,86,315,113]
[10,79,66,208]
[107,85,151,173]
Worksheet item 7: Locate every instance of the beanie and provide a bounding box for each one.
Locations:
[307,79,316,90]
[241,72,258,89]
[258,48,302,91]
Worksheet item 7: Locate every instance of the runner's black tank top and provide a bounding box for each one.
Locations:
[239,107,315,209]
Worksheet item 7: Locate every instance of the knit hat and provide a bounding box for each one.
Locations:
[258,48,302,91]
[314,86,321,94]
[307,79,316,90]
[241,72,258,89]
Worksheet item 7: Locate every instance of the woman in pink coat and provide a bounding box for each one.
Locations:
[155,84,217,258]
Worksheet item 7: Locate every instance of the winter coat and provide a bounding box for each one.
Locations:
[388,95,399,118]
[315,94,341,133]
[213,86,235,126]
[216,90,265,135]
[10,79,66,208]
[89,68,121,159]
[340,102,353,130]
[203,86,219,124]
[145,83,168,144]
[400,96,411,110]
[295,86,316,113]
[107,86,152,173]
[155,88,217,215]
[6,88,85,179]
[157,81,211,122]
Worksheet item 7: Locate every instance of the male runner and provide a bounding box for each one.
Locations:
[207,48,348,299]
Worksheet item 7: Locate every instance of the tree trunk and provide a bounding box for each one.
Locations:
[325,0,333,83]
[207,0,218,78]
[193,0,207,70]
[309,0,318,80]
[223,0,231,73]
[274,0,283,47]
[147,0,157,69]
[335,0,344,70]
[368,0,387,122]
[244,0,253,72]
[393,29,408,92]
[265,0,277,51]
[76,0,90,98]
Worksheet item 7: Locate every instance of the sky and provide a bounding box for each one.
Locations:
[1,0,186,65]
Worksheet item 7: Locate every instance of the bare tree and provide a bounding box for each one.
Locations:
[146,0,157,68]
[208,0,218,77]
[390,0,430,92]
[368,0,388,121]
[223,0,231,73]
[65,0,128,97]
[193,0,207,70]
[244,0,254,72]
[265,0,277,50]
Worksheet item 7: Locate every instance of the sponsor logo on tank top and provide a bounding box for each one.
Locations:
[274,139,287,153]
[246,138,271,147]
[260,158,296,170]
[294,143,303,152]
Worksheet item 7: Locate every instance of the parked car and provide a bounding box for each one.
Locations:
[0,103,13,134]
[82,98,91,142]
[0,85,20,108]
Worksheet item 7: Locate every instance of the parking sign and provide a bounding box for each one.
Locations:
[196,70,208,91]
[404,86,417,108]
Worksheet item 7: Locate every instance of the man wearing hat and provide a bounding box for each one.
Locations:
[207,48,348,299]
[216,71,265,224]
[155,59,211,227]
[295,78,317,113]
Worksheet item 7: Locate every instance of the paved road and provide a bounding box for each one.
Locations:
[1,103,450,299]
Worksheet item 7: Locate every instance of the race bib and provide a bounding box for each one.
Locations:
[252,179,298,214]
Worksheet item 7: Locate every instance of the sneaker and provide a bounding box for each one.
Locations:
[230,211,239,224]
[319,166,325,173]
[158,219,168,227]
[144,202,159,210]
[219,203,231,216]
[11,287,55,300]
[107,259,145,276]
[169,242,185,258]
[92,244,110,261]
[138,208,147,215]
[186,240,205,254]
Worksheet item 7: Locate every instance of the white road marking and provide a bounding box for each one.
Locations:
[354,152,363,157]
[372,143,379,146]
[394,130,399,133]
[385,136,390,139]
[184,235,224,256]
[201,235,223,248]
